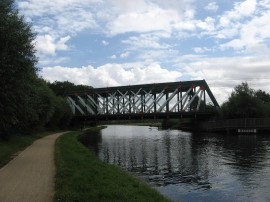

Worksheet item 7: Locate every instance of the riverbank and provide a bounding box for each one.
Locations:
[0,130,62,168]
[54,127,171,202]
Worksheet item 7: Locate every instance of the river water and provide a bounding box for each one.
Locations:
[81,125,270,202]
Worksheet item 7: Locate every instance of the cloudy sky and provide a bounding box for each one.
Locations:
[16,0,270,104]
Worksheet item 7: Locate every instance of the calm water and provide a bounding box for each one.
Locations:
[81,125,270,202]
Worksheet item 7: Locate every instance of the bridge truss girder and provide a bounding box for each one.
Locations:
[67,80,219,120]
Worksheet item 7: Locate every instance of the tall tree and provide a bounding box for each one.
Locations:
[221,82,266,118]
[0,0,38,139]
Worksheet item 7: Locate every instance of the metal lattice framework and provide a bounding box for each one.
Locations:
[67,80,219,120]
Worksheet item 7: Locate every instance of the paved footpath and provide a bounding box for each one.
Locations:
[0,131,69,202]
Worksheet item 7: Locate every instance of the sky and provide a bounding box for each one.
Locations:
[16,0,270,104]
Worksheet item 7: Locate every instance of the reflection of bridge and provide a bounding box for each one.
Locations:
[67,80,219,120]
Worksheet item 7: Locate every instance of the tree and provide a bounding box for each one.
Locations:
[255,90,270,104]
[46,96,73,128]
[255,90,270,117]
[0,1,77,140]
[221,82,266,119]
[0,0,38,139]
[232,82,254,97]
[48,81,93,97]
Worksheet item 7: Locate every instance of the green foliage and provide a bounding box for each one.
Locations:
[54,129,171,202]
[255,90,270,104]
[221,82,270,118]
[0,1,74,139]
[47,95,73,128]
[35,79,55,126]
[0,0,38,139]
[48,81,93,97]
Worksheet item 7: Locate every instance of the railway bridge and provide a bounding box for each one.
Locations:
[66,80,219,120]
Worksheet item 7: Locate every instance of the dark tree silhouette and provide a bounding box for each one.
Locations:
[0,0,38,139]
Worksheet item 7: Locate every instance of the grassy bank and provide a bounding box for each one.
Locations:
[0,130,61,168]
[54,127,171,202]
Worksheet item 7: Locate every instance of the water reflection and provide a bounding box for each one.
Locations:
[82,125,270,202]
[80,130,102,155]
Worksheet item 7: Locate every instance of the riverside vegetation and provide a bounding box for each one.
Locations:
[54,127,171,202]
[0,0,93,141]
[0,128,171,201]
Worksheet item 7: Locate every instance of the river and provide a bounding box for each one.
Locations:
[81,125,270,202]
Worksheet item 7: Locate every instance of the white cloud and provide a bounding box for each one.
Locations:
[215,24,241,39]
[18,0,97,57]
[39,57,70,66]
[56,36,71,51]
[120,51,130,58]
[54,9,97,34]
[137,49,179,64]
[102,40,109,46]
[219,10,270,52]
[18,0,99,17]
[196,17,216,32]
[178,54,270,103]
[205,2,219,12]
[223,0,257,22]
[107,5,181,35]
[110,55,117,59]
[258,0,270,9]
[122,34,171,50]
[193,47,211,53]
[173,21,196,31]
[109,0,148,13]
[18,0,97,34]
[17,0,195,61]
[215,0,257,40]
[35,35,71,56]
[35,35,56,56]
[40,63,182,87]
[18,1,194,39]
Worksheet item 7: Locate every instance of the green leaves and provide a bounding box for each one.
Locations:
[0,1,71,139]
[0,1,89,139]
[0,0,38,138]
[48,81,93,97]
[221,82,270,119]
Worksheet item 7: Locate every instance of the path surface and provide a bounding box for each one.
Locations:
[0,131,69,202]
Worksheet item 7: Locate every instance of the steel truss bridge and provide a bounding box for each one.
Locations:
[67,80,219,120]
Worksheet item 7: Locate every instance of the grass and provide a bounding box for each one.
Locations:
[54,127,171,202]
[0,130,62,168]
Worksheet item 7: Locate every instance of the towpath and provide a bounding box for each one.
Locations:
[0,131,69,202]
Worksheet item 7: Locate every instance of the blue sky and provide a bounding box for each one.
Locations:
[16,0,270,103]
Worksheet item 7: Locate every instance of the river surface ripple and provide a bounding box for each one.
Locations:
[81,125,270,202]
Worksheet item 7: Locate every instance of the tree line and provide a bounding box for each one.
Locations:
[220,82,270,119]
[0,0,92,140]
